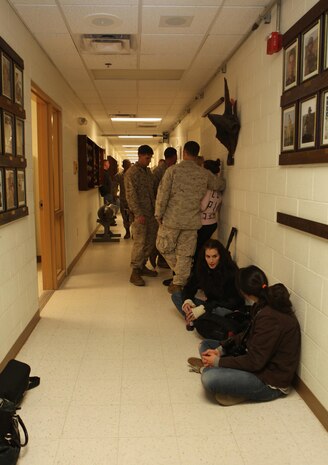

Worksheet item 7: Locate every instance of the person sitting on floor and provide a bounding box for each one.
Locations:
[188,265,301,406]
[171,239,243,329]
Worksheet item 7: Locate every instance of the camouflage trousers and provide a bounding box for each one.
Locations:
[156,225,197,286]
[120,199,130,230]
[131,216,158,270]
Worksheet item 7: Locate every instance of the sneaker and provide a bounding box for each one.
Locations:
[162,278,173,286]
[187,357,204,374]
[140,266,158,277]
[168,283,182,294]
[215,394,246,406]
[129,269,145,286]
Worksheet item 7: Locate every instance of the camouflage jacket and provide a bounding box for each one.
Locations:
[152,163,167,194]
[124,162,155,218]
[155,160,225,229]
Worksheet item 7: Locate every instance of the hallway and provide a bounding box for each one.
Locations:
[17,220,328,465]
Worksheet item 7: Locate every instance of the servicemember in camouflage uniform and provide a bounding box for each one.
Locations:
[155,141,226,294]
[125,145,158,286]
[115,159,131,239]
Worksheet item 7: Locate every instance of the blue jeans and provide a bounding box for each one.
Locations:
[171,291,232,318]
[199,339,284,402]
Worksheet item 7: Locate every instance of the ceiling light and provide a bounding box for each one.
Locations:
[159,16,194,27]
[111,117,162,122]
[118,135,154,139]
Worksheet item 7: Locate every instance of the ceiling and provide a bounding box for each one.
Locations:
[7,0,270,158]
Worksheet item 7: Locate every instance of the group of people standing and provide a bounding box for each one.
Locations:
[124,141,225,290]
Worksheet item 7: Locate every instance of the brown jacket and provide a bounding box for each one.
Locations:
[220,304,301,388]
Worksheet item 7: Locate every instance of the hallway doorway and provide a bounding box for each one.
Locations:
[31,84,66,296]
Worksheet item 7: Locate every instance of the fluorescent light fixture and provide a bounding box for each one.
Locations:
[111,117,161,122]
[118,135,154,139]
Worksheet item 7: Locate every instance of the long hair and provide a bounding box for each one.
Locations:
[196,239,238,287]
[236,265,293,314]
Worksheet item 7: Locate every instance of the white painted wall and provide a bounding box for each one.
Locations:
[171,0,328,409]
[0,2,113,361]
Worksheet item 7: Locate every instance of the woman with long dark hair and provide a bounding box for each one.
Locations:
[188,265,301,405]
[171,239,243,327]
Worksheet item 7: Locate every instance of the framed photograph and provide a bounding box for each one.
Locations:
[5,168,16,210]
[301,21,320,82]
[0,168,4,212]
[284,40,298,91]
[299,95,317,149]
[282,105,296,151]
[15,118,24,157]
[325,13,328,70]
[3,112,14,155]
[0,112,2,155]
[14,65,23,106]
[321,90,328,146]
[1,53,12,100]
[17,169,26,206]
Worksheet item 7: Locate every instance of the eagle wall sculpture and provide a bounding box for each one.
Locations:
[205,78,240,166]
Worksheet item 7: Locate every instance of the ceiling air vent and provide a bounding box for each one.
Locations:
[80,34,134,54]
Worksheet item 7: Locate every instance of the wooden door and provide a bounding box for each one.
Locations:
[32,85,66,290]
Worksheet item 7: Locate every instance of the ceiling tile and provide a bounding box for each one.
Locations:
[142,5,220,34]
[82,54,138,70]
[11,4,67,33]
[140,34,203,55]
[210,6,264,35]
[61,5,138,34]
[140,54,193,70]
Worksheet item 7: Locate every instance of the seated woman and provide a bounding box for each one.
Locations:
[171,239,243,328]
[188,265,301,406]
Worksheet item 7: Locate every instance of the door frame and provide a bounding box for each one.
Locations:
[32,83,66,290]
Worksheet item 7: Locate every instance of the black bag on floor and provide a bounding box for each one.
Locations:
[0,399,28,465]
[0,360,40,407]
[193,310,250,341]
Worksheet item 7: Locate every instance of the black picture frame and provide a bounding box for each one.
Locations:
[301,20,320,82]
[325,12,328,70]
[14,64,23,106]
[5,168,16,210]
[17,168,26,207]
[3,111,14,155]
[299,94,317,149]
[321,89,328,146]
[284,40,298,91]
[0,168,4,212]
[282,104,296,151]
[15,117,24,157]
[1,52,12,100]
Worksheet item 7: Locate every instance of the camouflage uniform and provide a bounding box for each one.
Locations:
[115,171,130,230]
[152,162,167,194]
[125,162,157,269]
[155,160,225,286]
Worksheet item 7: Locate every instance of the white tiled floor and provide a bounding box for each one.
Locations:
[17,220,328,465]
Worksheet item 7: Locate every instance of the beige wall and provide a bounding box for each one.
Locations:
[171,0,328,410]
[0,2,113,361]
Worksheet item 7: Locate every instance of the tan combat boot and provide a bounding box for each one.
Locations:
[130,269,145,286]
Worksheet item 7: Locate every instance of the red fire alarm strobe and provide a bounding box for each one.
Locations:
[267,32,282,54]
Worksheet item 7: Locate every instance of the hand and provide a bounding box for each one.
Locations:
[182,303,193,315]
[201,349,219,367]
[156,218,163,225]
[136,215,146,225]
[186,311,195,323]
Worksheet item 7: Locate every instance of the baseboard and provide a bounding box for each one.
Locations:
[0,309,40,371]
[67,225,100,275]
[293,375,328,431]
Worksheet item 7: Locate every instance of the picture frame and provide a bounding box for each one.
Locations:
[5,168,16,210]
[0,112,2,154]
[0,168,4,212]
[3,111,14,155]
[17,169,26,207]
[301,20,320,82]
[284,40,298,91]
[321,90,328,146]
[14,64,23,106]
[15,118,24,157]
[282,104,296,151]
[1,52,12,100]
[325,13,328,70]
[299,95,317,149]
